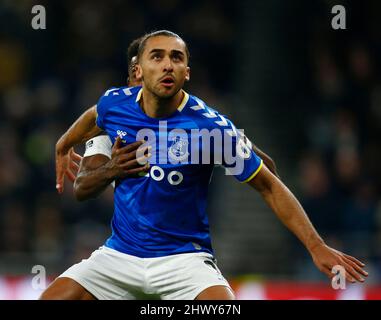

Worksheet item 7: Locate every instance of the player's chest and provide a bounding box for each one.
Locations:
[106,110,216,186]
[107,115,206,165]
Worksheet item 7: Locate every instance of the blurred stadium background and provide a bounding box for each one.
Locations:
[1,0,381,299]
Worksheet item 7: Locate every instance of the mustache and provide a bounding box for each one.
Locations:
[159,74,175,82]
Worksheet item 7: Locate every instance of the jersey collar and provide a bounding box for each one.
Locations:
[136,88,189,112]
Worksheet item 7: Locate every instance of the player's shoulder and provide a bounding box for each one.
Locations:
[184,93,231,130]
[98,85,141,106]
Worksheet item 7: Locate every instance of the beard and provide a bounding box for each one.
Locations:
[145,79,184,99]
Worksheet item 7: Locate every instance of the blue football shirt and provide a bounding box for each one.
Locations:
[96,86,263,258]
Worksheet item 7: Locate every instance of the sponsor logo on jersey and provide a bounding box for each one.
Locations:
[117,130,127,139]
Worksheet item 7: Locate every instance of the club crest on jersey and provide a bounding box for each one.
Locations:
[168,136,189,162]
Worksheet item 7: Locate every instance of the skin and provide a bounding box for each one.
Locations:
[55,53,142,194]
[135,36,190,118]
[248,165,368,284]
[74,137,150,201]
[40,278,96,300]
[72,36,278,201]
[57,37,279,196]
[55,105,101,193]
[49,35,367,300]
[73,142,278,202]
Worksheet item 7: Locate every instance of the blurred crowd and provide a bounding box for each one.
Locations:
[294,0,381,282]
[0,0,380,283]
[0,0,235,273]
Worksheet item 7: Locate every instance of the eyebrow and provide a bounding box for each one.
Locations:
[148,49,185,57]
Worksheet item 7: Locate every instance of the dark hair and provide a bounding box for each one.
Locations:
[127,37,142,64]
[137,30,190,63]
[126,37,143,84]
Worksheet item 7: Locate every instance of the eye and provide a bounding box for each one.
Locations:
[152,54,161,61]
[172,54,183,62]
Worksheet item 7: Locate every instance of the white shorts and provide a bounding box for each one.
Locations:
[59,246,232,300]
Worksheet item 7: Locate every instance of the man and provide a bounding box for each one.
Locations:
[68,38,278,201]
[44,30,367,300]
[66,37,153,200]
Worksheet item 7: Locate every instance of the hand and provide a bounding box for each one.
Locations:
[106,136,151,179]
[55,146,82,193]
[67,148,82,182]
[310,243,368,283]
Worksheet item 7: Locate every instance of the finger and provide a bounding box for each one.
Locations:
[344,272,356,284]
[124,164,151,176]
[135,154,151,166]
[327,265,357,287]
[71,151,82,163]
[331,263,356,283]
[115,140,144,155]
[343,257,368,277]
[119,152,150,166]
[342,262,365,283]
[112,136,123,152]
[120,154,151,169]
[116,152,138,164]
[343,253,365,267]
[116,149,139,163]
[322,266,335,279]
[136,144,152,158]
[56,172,64,193]
[55,156,65,194]
[70,160,80,173]
[65,168,77,183]
[117,146,151,163]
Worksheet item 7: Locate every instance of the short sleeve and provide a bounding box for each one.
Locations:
[96,87,118,129]
[215,117,263,183]
[83,134,112,158]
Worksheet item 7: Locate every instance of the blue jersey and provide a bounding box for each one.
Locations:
[96,86,263,258]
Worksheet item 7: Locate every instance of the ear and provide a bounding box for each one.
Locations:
[135,72,142,81]
[135,64,143,80]
[185,66,190,82]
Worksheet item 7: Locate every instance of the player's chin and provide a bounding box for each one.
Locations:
[156,86,179,98]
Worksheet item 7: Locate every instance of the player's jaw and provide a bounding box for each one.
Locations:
[137,36,190,99]
[153,73,184,98]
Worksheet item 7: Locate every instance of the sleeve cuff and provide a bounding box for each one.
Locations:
[241,159,263,183]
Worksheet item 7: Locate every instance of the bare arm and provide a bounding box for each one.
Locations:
[74,138,150,201]
[55,106,102,193]
[73,154,113,201]
[248,165,368,283]
[252,144,279,178]
[56,106,101,153]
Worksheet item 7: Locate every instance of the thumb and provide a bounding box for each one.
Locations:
[113,136,122,151]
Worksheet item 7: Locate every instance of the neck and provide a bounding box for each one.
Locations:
[140,87,184,118]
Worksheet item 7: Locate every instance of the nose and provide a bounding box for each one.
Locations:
[163,56,174,73]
